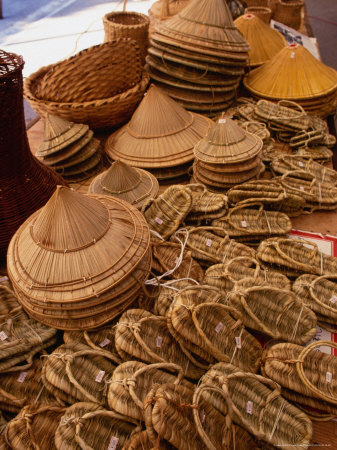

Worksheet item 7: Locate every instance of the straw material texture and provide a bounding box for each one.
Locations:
[55,402,138,449]
[115,308,205,379]
[105,84,212,169]
[7,186,151,330]
[273,0,304,30]
[244,6,271,23]
[201,362,312,449]
[88,160,159,209]
[235,14,286,66]
[254,99,310,131]
[0,278,23,320]
[107,361,192,421]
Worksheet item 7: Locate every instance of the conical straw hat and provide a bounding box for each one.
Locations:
[244,43,337,100]
[234,14,286,67]
[88,160,159,209]
[105,84,212,168]
[155,0,250,55]
[37,114,89,156]
[194,117,263,164]
[7,186,150,304]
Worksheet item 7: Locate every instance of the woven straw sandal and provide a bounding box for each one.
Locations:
[201,362,312,449]
[262,341,337,415]
[151,238,204,282]
[293,275,337,324]
[172,227,256,266]
[296,146,333,164]
[42,342,119,406]
[107,361,191,421]
[211,203,292,241]
[254,99,310,132]
[0,279,23,320]
[257,237,337,277]
[168,285,262,372]
[54,402,139,449]
[4,404,66,450]
[289,129,336,149]
[144,185,193,238]
[204,256,291,290]
[153,280,193,317]
[115,309,204,379]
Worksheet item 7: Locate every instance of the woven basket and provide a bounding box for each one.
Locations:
[204,256,291,290]
[172,227,256,266]
[168,285,262,372]
[24,67,149,129]
[103,11,150,63]
[293,275,337,324]
[262,341,337,412]
[151,238,204,282]
[107,361,191,421]
[211,203,292,240]
[4,404,66,450]
[42,343,119,406]
[144,185,193,238]
[0,357,59,413]
[228,284,317,343]
[115,309,204,379]
[257,237,337,277]
[273,0,304,30]
[55,402,138,449]
[245,6,272,23]
[201,362,312,448]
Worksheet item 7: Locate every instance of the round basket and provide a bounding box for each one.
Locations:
[245,6,272,23]
[273,0,304,30]
[103,11,150,63]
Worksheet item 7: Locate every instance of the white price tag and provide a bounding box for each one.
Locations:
[330,296,337,304]
[155,217,163,225]
[0,331,8,341]
[95,370,105,383]
[218,119,226,124]
[298,161,304,167]
[17,372,28,383]
[235,336,242,349]
[290,52,295,58]
[108,436,119,450]
[99,338,111,348]
[215,322,223,333]
[246,401,253,415]
[326,372,332,383]
[206,239,213,247]
[241,220,247,228]
[156,336,163,348]
[0,276,8,283]
[300,186,304,191]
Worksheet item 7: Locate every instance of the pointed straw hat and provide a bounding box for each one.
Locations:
[234,14,286,67]
[244,44,337,101]
[7,186,151,330]
[88,160,159,209]
[194,117,263,164]
[154,0,250,56]
[105,84,212,169]
[36,115,89,157]
[51,137,100,171]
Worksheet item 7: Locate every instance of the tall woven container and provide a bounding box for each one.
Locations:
[273,0,304,30]
[103,11,150,63]
[245,6,272,23]
[0,50,64,261]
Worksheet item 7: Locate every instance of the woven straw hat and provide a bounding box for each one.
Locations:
[36,115,89,157]
[244,43,337,101]
[154,0,249,56]
[105,84,212,169]
[7,186,151,330]
[194,117,263,164]
[89,160,159,209]
[234,14,286,67]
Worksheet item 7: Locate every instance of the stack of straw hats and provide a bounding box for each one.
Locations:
[7,186,151,330]
[193,117,263,190]
[244,43,337,117]
[105,84,212,182]
[36,115,101,182]
[88,160,159,209]
[146,0,250,115]
[234,13,286,67]
[0,50,64,261]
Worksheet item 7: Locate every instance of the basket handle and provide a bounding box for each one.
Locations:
[296,341,337,405]
[83,331,122,365]
[309,276,337,315]
[192,384,233,450]
[123,0,128,12]
[129,362,185,408]
[191,302,243,362]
